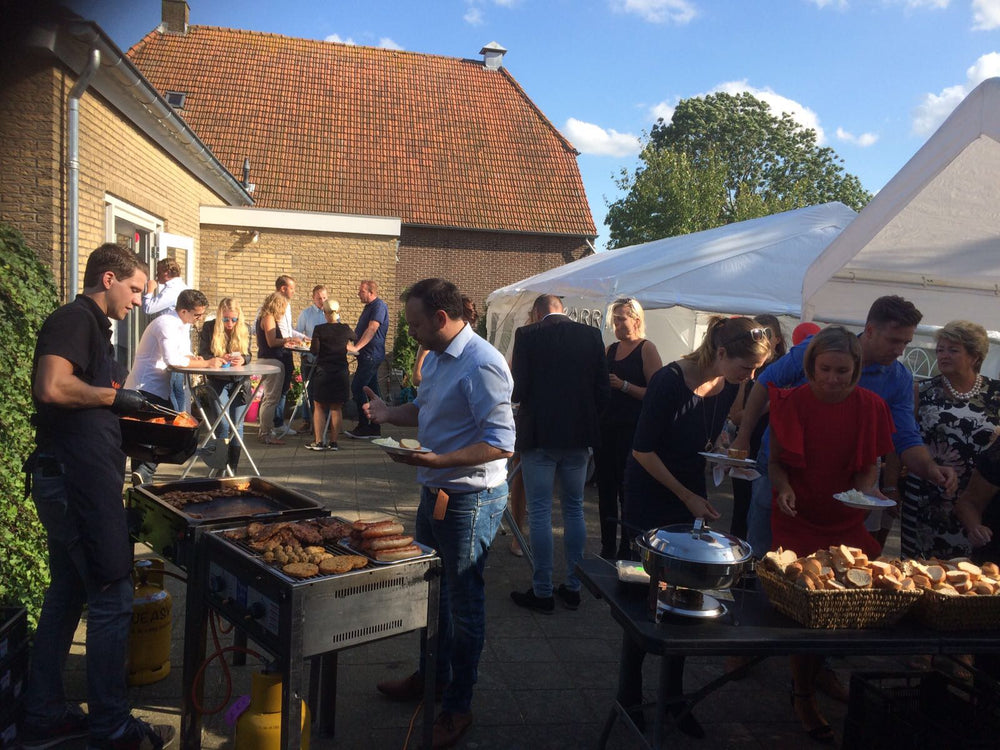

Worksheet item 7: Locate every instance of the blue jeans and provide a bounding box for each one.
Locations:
[169,370,189,413]
[23,467,134,737]
[520,448,589,597]
[746,457,773,556]
[415,483,507,714]
[351,356,381,428]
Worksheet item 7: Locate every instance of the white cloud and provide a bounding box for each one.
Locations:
[610,0,697,24]
[464,7,484,25]
[325,33,356,45]
[809,0,950,9]
[912,52,1000,134]
[563,118,642,157]
[973,0,1000,29]
[808,0,848,8]
[379,37,404,50]
[835,126,879,147]
[650,100,676,123]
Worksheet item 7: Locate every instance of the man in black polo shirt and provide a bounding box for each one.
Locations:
[21,244,175,750]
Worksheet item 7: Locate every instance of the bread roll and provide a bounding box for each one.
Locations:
[400,438,422,450]
[845,568,872,589]
[981,561,999,578]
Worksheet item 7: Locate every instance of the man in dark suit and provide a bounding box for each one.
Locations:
[509,294,610,613]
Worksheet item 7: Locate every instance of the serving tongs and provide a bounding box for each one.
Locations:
[142,401,186,419]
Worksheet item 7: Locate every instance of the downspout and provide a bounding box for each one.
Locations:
[67,48,100,299]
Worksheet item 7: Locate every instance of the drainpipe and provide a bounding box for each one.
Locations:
[67,48,100,299]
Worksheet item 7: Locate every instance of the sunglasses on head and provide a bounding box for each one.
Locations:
[221,316,239,323]
[722,327,772,348]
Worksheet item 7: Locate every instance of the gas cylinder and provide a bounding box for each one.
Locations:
[235,670,311,750]
[127,559,172,685]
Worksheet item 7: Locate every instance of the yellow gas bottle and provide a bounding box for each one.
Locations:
[235,670,311,749]
[127,559,172,685]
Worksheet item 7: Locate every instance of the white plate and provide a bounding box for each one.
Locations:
[371,437,431,456]
[833,491,895,509]
[698,451,756,468]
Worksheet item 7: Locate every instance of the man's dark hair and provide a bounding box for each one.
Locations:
[275,274,295,290]
[82,243,142,288]
[404,278,463,320]
[177,289,209,312]
[866,295,922,328]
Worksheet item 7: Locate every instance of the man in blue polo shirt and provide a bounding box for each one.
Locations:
[732,295,959,555]
[345,279,389,438]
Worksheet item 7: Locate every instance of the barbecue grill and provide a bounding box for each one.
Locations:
[126,477,328,570]
[182,527,441,749]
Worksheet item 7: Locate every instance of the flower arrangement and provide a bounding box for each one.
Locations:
[286,368,304,403]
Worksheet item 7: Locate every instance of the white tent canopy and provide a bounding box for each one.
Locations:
[803,77,1000,331]
[486,202,856,363]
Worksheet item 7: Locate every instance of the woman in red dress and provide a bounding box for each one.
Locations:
[768,326,895,743]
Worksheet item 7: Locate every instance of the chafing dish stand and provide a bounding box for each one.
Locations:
[183,529,441,749]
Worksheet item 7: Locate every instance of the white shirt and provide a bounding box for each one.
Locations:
[125,314,195,400]
[142,276,188,317]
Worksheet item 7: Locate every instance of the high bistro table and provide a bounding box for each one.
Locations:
[171,362,281,477]
[576,557,1000,750]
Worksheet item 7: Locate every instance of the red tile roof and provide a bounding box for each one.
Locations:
[127,27,596,237]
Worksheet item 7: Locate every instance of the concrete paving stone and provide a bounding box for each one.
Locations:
[488,637,560,664]
[510,688,593,726]
[490,659,574,691]
[547,635,619,664]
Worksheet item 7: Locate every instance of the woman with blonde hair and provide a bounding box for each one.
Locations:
[255,292,292,445]
[618,315,772,737]
[198,297,252,471]
[594,297,662,559]
[902,319,1000,558]
[306,299,358,450]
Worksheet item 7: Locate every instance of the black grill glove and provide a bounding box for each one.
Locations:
[111,388,149,415]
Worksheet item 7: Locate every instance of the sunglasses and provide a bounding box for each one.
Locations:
[221,316,239,323]
[722,327,772,347]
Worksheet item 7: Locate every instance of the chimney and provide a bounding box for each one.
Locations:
[161,0,189,34]
[480,41,507,71]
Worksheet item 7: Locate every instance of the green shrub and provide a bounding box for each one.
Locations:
[0,223,58,627]
[391,308,418,387]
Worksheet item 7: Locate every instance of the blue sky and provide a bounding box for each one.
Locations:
[69,0,1000,250]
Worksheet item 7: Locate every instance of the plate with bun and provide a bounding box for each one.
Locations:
[698,448,756,468]
[372,436,431,456]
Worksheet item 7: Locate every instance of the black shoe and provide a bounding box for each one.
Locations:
[668,704,705,739]
[87,716,175,749]
[345,425,379,439]
[510,588,554,614]
[327,442,339,451]
[21,705,89,749]
[556,584,581,610]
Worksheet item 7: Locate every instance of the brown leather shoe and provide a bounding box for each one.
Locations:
[376,671,444,702]
[432,711,473,749]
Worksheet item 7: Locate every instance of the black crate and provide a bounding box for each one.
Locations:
[0,607,27,672]
[0,642,28,708]
[843,670,1000,750]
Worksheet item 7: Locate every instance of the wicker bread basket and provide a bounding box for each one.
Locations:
[757,565,923,629]
[912,589,1000,631]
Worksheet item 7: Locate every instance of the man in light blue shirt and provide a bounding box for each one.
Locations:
[363,278,514,749]
[732,295,959,554]
[295,284,328,429]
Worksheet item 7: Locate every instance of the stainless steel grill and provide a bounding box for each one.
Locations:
[182,527,441,749]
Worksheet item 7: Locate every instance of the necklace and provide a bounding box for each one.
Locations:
[700,381,722,452]
[942,374,983,401]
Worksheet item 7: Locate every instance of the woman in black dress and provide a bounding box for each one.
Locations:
[618,315,773,737]
[306,299,357,450]
[594,297,662,559]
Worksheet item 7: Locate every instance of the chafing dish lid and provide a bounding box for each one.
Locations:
[640,518,750,564]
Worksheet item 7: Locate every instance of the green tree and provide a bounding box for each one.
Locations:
[0,223,59,626]
[606,91,871,248]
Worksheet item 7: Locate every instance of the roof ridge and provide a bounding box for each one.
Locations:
[496,68,579,156]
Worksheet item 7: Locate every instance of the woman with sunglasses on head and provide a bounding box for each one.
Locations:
[768,326,894,743]
[198,298,252,473]
[617,316,772,738]
[593,297,662,559]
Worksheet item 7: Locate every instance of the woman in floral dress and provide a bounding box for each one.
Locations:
[901,320,1000,559]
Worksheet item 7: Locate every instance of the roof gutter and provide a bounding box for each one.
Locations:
[67,47,100,298]
[28,18,252,208]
